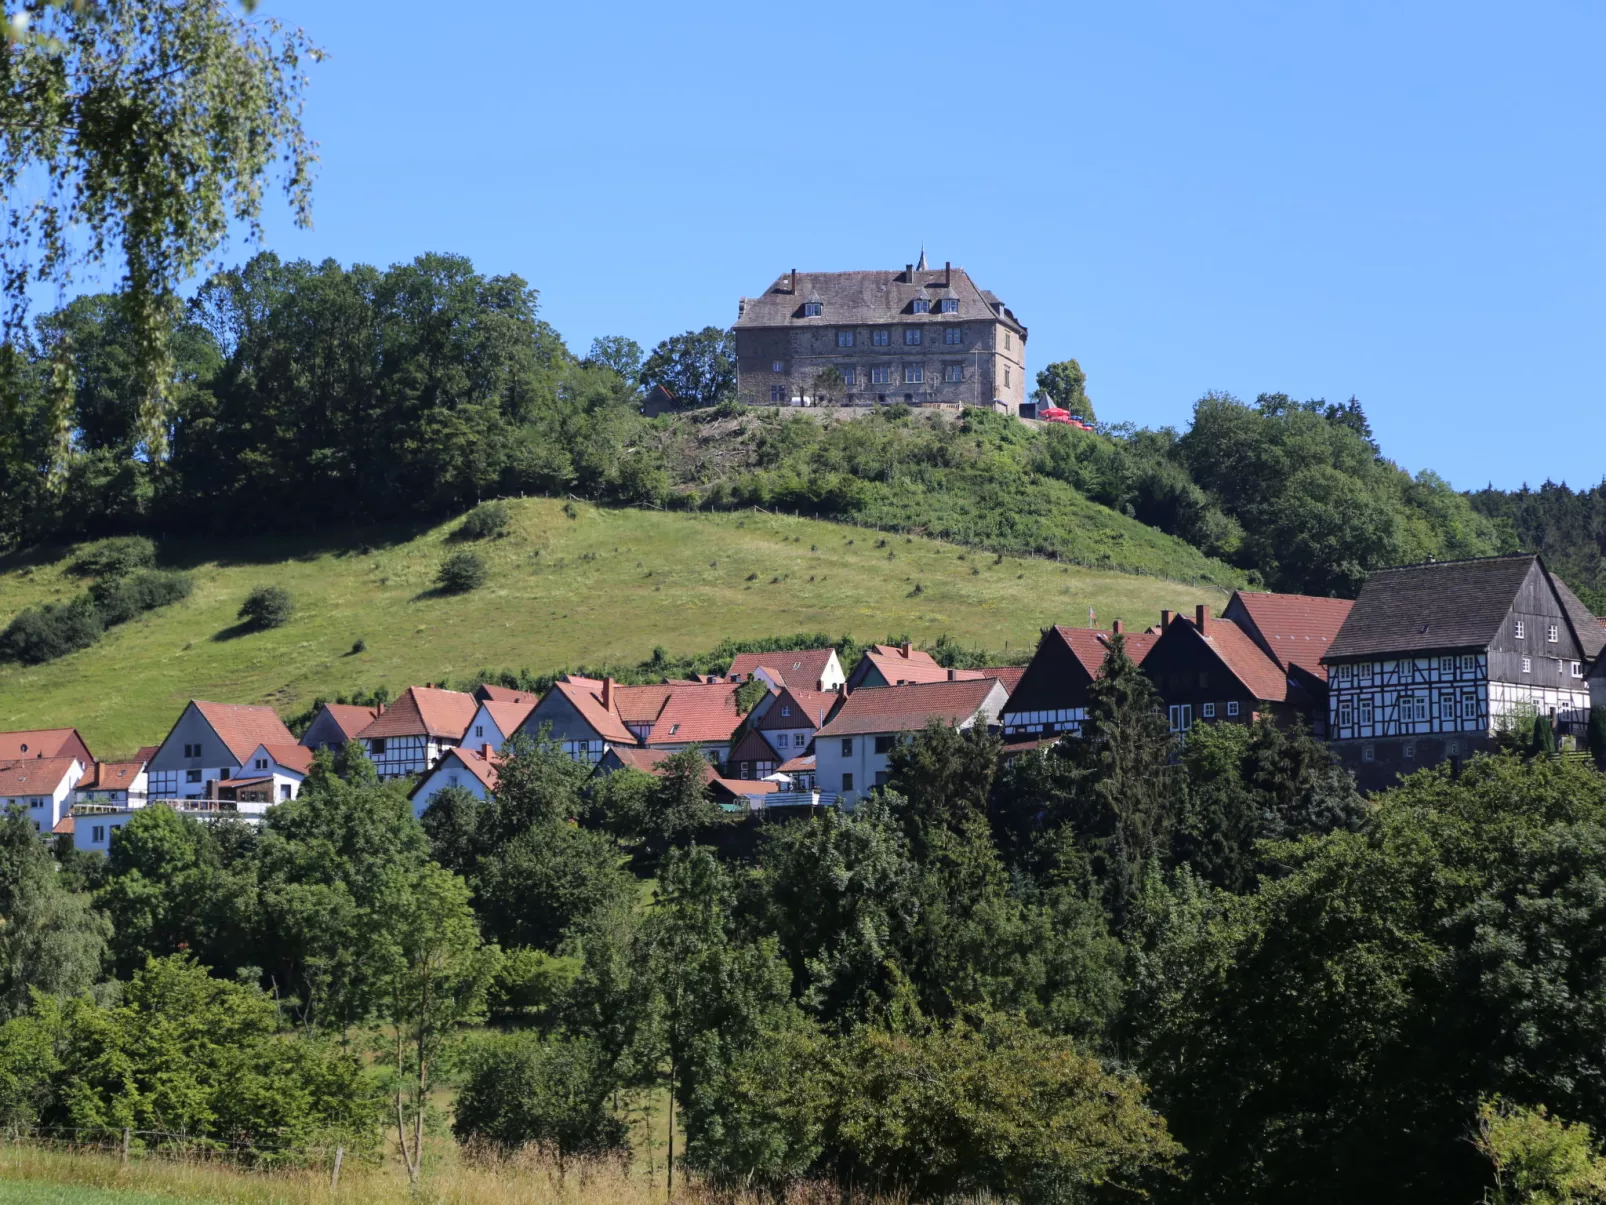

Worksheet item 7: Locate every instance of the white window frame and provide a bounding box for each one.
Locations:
[1548,624,1559,643]
[1522,656,1532,674]
[1168,704,1193,732]
[1201,702,1216,719]
[841,366,855,386]
[1573,661,1584,678]
[870,365,890,384]
[1358,698,1374,724]
[1338,700,1353,727]
[1515,619,1526,640]
[1226,701,1240,717]
[837,330,854,348]
[904,328,922,345]
[905,364,923,384]
[944,326,962,344]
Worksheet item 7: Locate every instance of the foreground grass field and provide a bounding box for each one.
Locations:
[0,499,1225,754]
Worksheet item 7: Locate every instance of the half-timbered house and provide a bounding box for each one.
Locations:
[1221,591,1356,736]
[726,648,846,693]
[1323,554,1604,788]
[299,703,380,753]
[354,686,477,780]
[998,622,1158,742]
[1141,605,1296,733]
[752,686,841,758]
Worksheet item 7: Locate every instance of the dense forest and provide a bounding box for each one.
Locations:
[5,642,1606,1201]
[1,250,1599,602]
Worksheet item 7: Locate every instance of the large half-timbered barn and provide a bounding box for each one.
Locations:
[998,623,1158,743]
[1322,554,1605,789]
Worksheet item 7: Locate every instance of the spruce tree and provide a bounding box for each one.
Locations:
[1590,706,1606,769]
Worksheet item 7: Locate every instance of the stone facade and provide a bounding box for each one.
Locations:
[732,257,1027,413]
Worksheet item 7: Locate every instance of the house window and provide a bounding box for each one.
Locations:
[1363,743,1376,762]
[1004,367,1011,388]
[1336,664,1351,680]
[841,367,855,385]
[1460,690,1477,719]
[840,738,853,756]
[842,772,854,792]
[92,825,105,844]
[874,770,889,787]
[939,297,958,313]
[1404,741,1416,759]
[1168,704,1193,732]
[1359,697,1374,724]
[905,364,923,384]
[837,330,854,347]
[255,758,267,770]
[1462,655,1478,670]
[1573,661,1583,678]
[803,301,822,317]
[1400,695,1427,723]
[1227,701,1241,718]
[1202,702,1216,719]
[1440,656,1456,673]
[781,706,791,717]
[794,733,807,747]
[912,298,931,314]
[874,735,894,754]
[770,385,784,402]
[183,743,199,758]
[771,360,784,373]
[448,773,459,785]
[1338,700,1353,726]
[943,327,962,345]
[1522,657,1532,674]
[280,784,292,801]
[1515,620,1525,639]
[474,725,484,738]
[185,770,201,783]
[943,363,963,383]
[1005,330,1012,350]
[1548,624,1559,643]
[872,330,890,346]
[1447,741,1460,757]
[1439,692,1454,723]
[871,366,890,384]
[904,328,922,345]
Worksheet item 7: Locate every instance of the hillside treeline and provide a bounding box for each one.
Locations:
[7,645,1606,1200]
[0,249,1571,598]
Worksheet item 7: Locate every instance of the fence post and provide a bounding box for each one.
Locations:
[120,1128,130,1168]
[331,1146,344,1192]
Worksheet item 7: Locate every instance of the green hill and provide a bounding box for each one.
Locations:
[0,499,1227,754]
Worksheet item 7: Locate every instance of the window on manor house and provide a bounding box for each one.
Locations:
[871,366,890,384]
[943,363,963,382]
[770,385,784,402]
[837,330,854,347]
[944,327,962,344]
[912,298,931,314]
[1439,691,1455,721]
[1548,624,1559,642]
[803,301,821,317]
[1573,662,1584,678]
[1522,657,1532,674]
[1358,698,1374,724]
[939,297,958,313]
[841,367,855,385]
[1005,366,1011,388]
[1338,700,1353,726]
[905,364,923,384]
[872,330,890,346]
[905,328,922,345]
[771,360,784,373]
[1462,690,1477,718]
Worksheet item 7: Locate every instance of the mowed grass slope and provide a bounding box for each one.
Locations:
[0,500,1225,754]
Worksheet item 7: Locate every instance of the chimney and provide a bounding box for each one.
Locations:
[945,260,952,287]
[1196,604,1210,633]
[1112,619,1123,636]
[947,668,958,681]
[905,263,914,281]
[901,641,912,658]
[789,268,797,294]
[1161,609,1174,628]
[602,676,615,711]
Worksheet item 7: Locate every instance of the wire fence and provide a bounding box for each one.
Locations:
[2,1123,355,1182]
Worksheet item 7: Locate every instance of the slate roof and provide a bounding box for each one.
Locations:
[0,729,86,761]
[727,648,838,690]
[1229,592,1356,681]
[0,757,79,795]
[1549,573,1606,660]
[191,701,297,763]
[755,687,840,732]
[1325,555,1548,661]
[817,679,1004,739]
[356,686,477,741]
[735,265,1025,335]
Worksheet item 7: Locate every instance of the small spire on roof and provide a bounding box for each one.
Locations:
[916,246,928,271]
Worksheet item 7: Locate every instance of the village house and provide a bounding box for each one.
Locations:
[1221,592,1356,736]
[1140,605,1309,734]
[1324,554,1604,789]
[516,676,746,765]
[814,678,1009,807]
[726,648,846,693]
[145,701,298,802]
[70,750,154,811]
[732,254,1028,412]
[751,686,842,759]
[461,697,537,755]
[519,676,639,765]
[846,643,957,690]
[232,742,314,803]
[354,685,478,780]
[0,756,85,833]
[999,622,1159,743]
[299,703,380,753]
[0,728,94,765]
[410,746,500,819]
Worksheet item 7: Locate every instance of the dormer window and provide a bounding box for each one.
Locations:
[939,297,958,313]
[911,298,931,314]
[803,301,822,317]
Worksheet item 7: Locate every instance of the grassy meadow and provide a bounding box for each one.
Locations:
[0,499,1225,754]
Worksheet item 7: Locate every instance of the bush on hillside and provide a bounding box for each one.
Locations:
[437,551,488,594]
[0,596,103,665]
[88,570,193,626]
[68,535,156,579]
[454,500,511,542]
[238,585,294,629]
[453,1030,627,1159]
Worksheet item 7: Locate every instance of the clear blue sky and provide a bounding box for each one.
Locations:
[240,0,1604,491]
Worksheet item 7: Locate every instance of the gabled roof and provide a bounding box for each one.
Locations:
[777,753,816,774]
[817,679,1004,739]
[602,746,677,775]
[978,666,1027,695]
[858,644,955,687]
[77,760,145,790]
[133,746,160,764]
[407,746,501,798]
[479,700,536,737]
[734,265,1025,335]
[727,648,838,690]
[535,679,637,745]
[645,682,744,745]
[755,687,841,731]
[0,757,79,795]
[476,684,536,703]
[728,728,780,764]
[356,686,477,741]
[191,701,296,763]
[1190,617,1289,703]
[305,704,380,744]
[611,683,674,727]
[1047,627,1158,678]
[1325,555,1551,661]
[1229,592,1356,681]
[0,729,88,762]
[1548,572,1606,660]
[51,815,73,835]
[259,744,314,775]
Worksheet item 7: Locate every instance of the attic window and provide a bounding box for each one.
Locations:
[911,298,931,314]
[939,298,958,313]
[781,706,791,717]
[669,724,680,735]
[803,301,822,317]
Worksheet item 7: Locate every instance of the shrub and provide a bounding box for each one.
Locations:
[88,570,193,627]
[454,500,511,542]
[0,597,103,665]
[238,585,294,629]
[453,1030,627,1159]
[69,536,156,579]
[437,551,488,594]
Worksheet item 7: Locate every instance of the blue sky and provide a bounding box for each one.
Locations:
[234,0,1603,491]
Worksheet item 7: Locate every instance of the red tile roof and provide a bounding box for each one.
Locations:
[1230,592,1355,681]
[611,683,674,726]
[1191,616,1289,703]
[356,686,477,741]
[134,746,160,765]
[777,753,816,773]
[477,684,536,703]
[755,687,841,731]
[728,648,838,690]
[0,729,87,762]
[978,666,1027,695]
[77,760,145,790]
[191,701,297,764]
[645,682,745,746]
[0,757,80,795]
[312,704,381,742]
[52,815,73,836]
[548,680,637,745]
[728,729,780,764]
[261,744,314,774]
[1050,628,1159,677]
[479,700,536,737]
[859,644,953,686]
[817,679,1005,739]
[604,747,677,775]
